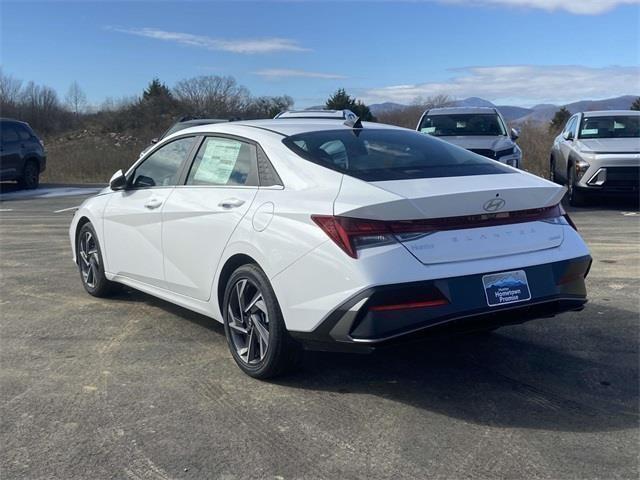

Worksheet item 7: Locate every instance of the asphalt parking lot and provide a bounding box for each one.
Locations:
[1,186,638,479]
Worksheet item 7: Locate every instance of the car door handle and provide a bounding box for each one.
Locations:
[218,198,245,209]
[144,198,163,209]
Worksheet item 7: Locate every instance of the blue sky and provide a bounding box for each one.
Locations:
[1,0,639,107]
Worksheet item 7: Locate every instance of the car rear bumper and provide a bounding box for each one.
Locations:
[290,255,591,353]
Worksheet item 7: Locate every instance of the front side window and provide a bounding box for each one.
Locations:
[131,136,196,188]
[419,114,506,137]
[579,116,640,139]
[564,116,577,136]
[186,136,258,186]
[283,128,513,181]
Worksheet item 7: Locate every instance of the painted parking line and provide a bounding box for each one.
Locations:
[0,208,13,212]
[54,206,80,213]
[0,186,101,201]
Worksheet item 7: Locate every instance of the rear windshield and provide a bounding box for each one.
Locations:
[419,113,506,137]
[282,128,513,181]
[579,116,640,139]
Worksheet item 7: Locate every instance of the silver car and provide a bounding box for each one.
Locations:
[550,110,640,206]
[417,107,522,168]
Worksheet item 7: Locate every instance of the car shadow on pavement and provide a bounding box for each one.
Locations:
[113,287,638,434]
[276,306,639,434]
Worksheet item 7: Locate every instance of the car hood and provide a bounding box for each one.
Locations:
[577,138,640,153]
[434,135,514,151]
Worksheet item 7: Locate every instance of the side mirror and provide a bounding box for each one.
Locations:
[562,130,574,141]
[109,169,127,191]
[151,138,159,144]
[133,175,155,188]
[510,127,520,141]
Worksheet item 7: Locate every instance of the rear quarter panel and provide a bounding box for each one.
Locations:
[209,137,345,321]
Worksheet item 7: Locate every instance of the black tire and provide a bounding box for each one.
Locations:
[223,264,301,379]
[77,223,117,297]
[567,166,588,207]
[549,155,558,184]
[18,160,39,190]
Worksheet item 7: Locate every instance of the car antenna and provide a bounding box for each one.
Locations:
[344,116,363,129]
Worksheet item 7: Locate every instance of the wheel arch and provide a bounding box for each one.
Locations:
[23,156,41,171]
[74,216,92,264]
[567,151,584,174]
[216,253,260,314]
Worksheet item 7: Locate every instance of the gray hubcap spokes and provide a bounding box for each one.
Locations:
[79,231,99,288]
[228,278,270,365]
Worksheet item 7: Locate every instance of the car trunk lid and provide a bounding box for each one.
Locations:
[333,172,567,264]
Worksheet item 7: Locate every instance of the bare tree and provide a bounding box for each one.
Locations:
[377,95,454,129]
[0,68,23,117]
[413,94,453,110]
[173,75,251,117]
[245,95,294,119]
[65,81,87,116]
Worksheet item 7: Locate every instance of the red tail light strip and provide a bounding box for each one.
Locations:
[369,298,449,312]
[312,204,567,258]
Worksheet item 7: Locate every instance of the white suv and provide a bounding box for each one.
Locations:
[417,107,522,168]
[550,110,640,206]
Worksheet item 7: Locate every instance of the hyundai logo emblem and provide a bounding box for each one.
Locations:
[483,198,506,212]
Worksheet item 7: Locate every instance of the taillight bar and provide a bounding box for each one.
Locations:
[312,204,569,258]
[369,298,448,312]
[387,204,564,233]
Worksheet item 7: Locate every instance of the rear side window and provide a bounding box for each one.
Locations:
[283,128,513,181]
[186,136,258,186]
[132,136,196,188]
[1,125,19,142]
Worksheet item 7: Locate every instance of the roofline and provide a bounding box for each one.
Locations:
[424,106,499,114]
[581,110,640,116]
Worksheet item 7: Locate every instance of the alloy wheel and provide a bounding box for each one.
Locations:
[79,231,99,288]
[227,278,270,365]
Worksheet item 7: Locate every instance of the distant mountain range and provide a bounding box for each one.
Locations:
[369,95,638,124]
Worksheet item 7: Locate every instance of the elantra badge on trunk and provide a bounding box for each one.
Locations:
[482,270,531,307]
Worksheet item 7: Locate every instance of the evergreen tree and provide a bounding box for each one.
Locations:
[142,78,172,102]
[549,107,571,133]
[325,88,376,122]
[631,97,640,111]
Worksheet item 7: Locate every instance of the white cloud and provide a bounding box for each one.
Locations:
[362,65,640,106]
[440,0,639,14]
[253,69,346,79]
[107,27,309,54]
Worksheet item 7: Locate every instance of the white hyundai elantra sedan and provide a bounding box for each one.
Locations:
[69,117,591,378]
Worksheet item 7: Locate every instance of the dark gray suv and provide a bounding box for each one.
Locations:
[1,118,46,189]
